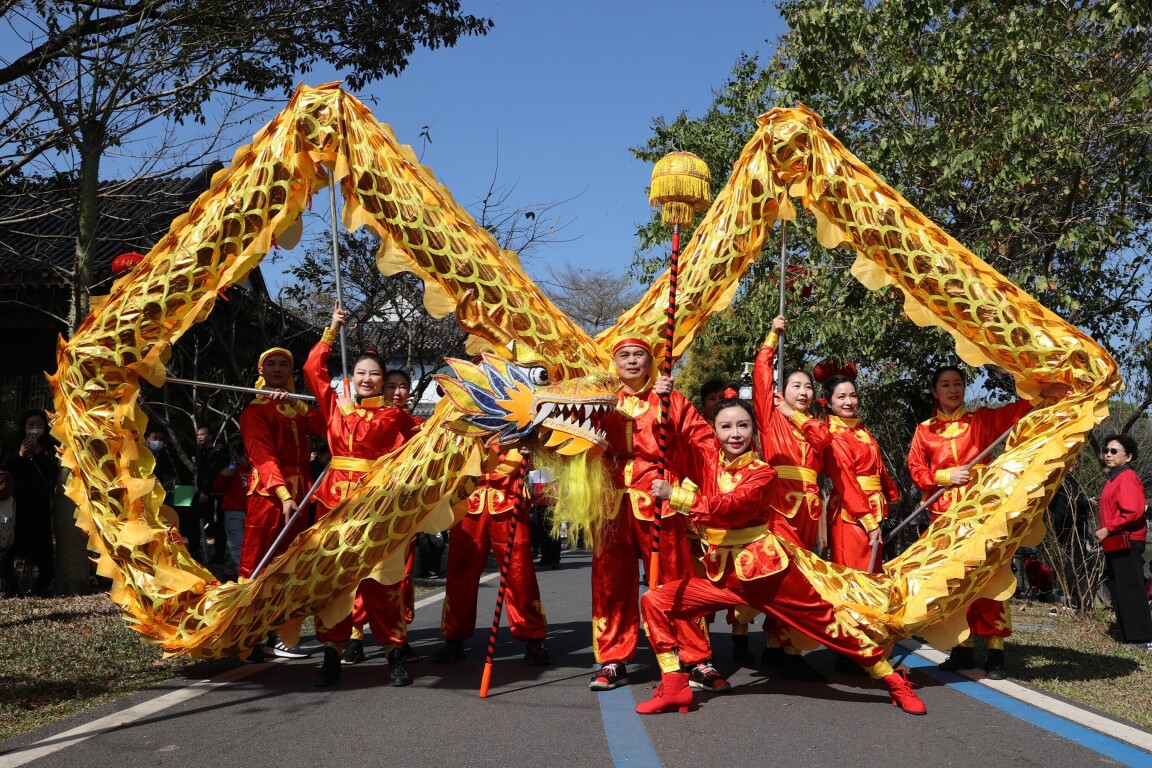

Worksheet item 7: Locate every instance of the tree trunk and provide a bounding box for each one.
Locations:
[55,125,104,594]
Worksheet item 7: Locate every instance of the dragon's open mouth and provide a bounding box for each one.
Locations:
[537,400,612,456]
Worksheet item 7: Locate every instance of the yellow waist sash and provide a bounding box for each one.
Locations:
[775,465,817,484]
[856,474,881,491]
[705,525,769,547]
[330,456,375,473]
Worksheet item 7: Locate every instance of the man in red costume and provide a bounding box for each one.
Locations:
[589,336,722,693]
[238,346,325,661]
[431,446,551,666]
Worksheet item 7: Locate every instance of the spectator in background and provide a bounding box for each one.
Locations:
[147,426,189,556]
[698,379,728,424]
[1095,433,1152,648]
[1,409,59,596]
[212,442,251,580]
[529,463,561,569]
[195,425,229,564]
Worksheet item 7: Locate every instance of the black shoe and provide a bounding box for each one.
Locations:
[778,653,827,682]
[688,662,733,693]
[939,645,976,672]
[431,639,466,663]
[387,647,412,687]
[589,662,628,691]
[314,647,341,687]
[341,638,365,665]
[761,645,786,668]
[524,639,551,666]
[732,635,756,667]
[834,654,868,676]
[242,644,268,664]
[984,648,1006,680]
[401,642,421,663]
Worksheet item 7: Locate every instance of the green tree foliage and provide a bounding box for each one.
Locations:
[634,0,1152,444]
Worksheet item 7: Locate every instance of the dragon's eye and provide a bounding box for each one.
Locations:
[528,367,549,386]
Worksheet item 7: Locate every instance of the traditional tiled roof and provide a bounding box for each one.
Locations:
[0,163,223,288]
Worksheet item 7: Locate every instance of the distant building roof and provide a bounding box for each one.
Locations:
[0,163,223,289]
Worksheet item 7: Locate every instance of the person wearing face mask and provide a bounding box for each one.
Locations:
[1,409,60,596]
[239,343,325,662]
[637,398,926,716]
[302,306,419,686]
[1094,433,1152,648]
[732,315,832,678]
[907,366,1034,679]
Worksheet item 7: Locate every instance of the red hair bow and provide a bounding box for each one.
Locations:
[813,357,857,384]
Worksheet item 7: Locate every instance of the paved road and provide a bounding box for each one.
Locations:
[2,551,1151,768]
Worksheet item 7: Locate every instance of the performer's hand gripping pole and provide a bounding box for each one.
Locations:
[250,467,329,580]
[866,422,1018,572]
[479,455,528,698]
[647,152,711,590]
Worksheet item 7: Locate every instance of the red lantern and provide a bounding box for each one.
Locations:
[111,251,145,277]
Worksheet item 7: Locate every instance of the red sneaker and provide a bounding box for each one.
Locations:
[884,668,927,715]
[636,671,694,714]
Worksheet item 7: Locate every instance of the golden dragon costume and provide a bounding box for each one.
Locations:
[49,84,1116,658]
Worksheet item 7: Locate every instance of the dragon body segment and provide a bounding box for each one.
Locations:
[51,85,1115,657]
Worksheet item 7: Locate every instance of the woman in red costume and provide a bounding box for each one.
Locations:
[638,397,926,716]
[303,307,417,687]
[907,365,1037,679]
[430,445,551,667]
[734,315,831,679]
[821,372,900,575]
[590,337,721,694]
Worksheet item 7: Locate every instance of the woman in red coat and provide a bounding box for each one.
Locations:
[906,366,1032,679]
[638,397,926,716]
[303,307,418,687]
[821,374,900,573]
[1095,433,1152,647]
[736,315,831,679]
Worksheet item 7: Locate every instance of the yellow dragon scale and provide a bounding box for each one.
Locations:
[51,86,1116,657]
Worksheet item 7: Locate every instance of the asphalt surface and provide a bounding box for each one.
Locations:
[2,550,1151,768]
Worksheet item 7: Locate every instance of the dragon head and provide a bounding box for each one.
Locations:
[434,353,616,456]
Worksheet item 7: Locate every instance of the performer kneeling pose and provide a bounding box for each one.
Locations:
[303,307,418,687]
[907,366,1033,679]
[639,397,926,716]
[821,373,900,574]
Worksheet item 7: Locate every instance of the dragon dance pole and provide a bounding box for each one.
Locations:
[250,467,329,580]
[867,422,1019,572]
[647,152,711,590]
[479,455,529,698]
[328,168,351,395]
[776,221,789,393]
[165,374,316,402]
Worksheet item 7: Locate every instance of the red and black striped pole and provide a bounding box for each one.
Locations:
[479,453,528,698]
[647,152,711,591]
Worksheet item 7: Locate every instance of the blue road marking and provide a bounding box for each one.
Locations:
[893,646,1152,768]
[598,686,664,767]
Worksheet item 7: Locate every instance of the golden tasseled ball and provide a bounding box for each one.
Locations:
[649,151,711,226]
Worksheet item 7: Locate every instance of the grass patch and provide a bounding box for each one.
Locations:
[1009,599,1152,729]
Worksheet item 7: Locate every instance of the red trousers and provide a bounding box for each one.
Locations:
[965,598,1011,639]
[830,516,880,573]
[641,567,885,668]
[441,508,546,642]
[317,543,415,648]
[592,508,711,665]
[238,494,309,579]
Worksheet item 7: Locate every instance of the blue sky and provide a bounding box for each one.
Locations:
[279,0,785,287]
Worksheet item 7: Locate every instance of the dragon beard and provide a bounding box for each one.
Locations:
[531,449,614,552]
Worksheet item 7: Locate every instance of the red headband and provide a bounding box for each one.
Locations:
[611,337,653,356]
